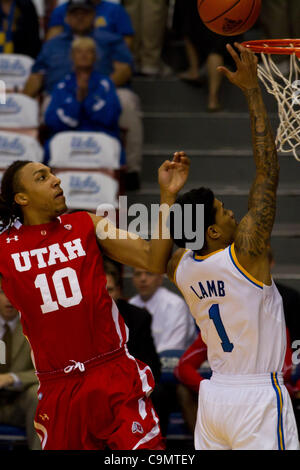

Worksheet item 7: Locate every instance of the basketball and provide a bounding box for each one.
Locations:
[197,0,262,36]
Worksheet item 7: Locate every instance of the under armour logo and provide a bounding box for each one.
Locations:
[64,224,72,231]
[6,236,18,243]
[39,413,49,421]
[132,422,144,434]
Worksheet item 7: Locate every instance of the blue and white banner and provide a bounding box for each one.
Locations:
[56,170,119,210]
[0,54,34,90]
[49,131,121,169]
[0,94,39,127]
[0,131,44,167]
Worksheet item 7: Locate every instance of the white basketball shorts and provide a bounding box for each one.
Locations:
[195,372,299,450]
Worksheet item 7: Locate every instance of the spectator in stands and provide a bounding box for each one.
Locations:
[23,0,143,190]
[130,268,197,436]
[123,0,171,77]
[0,288,41,450]
[0,0,41,58]
[46,0,135,50]
[103,258,161,383]
[44,36,123,164]
[174,0,242,111]
[174,332,208,433]
[175,328,296,435]
[130,268,197,354]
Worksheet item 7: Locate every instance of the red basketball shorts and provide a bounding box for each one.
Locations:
[34,347,165,450]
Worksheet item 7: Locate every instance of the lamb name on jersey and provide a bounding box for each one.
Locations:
[190,280,226,300]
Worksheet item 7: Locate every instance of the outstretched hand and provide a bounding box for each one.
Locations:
[217,42,259,91]
[158,151,190,198]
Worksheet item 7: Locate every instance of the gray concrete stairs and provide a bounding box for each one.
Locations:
[122,71,300,298]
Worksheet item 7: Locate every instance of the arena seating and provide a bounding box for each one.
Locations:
[48,131,122,211]
[0,93,40,139]
[0,424,27,450]
[0,53,34,92]
[159,349,193,443]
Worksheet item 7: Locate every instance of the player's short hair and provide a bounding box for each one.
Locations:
[168,187,216,253]
[0,160,31,231]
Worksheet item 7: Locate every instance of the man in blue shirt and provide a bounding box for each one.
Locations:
[46,0,134,50]
[23,0,143,189]
[44,36,123,164]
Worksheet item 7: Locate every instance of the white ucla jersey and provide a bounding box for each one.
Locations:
[175,243,286,375]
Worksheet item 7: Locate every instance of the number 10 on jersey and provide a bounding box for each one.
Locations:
[35,268,83,313]
[209,304,234,353]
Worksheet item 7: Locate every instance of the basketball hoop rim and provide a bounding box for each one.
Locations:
[242,39,300,58]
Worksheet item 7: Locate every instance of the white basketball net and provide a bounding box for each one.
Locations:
[257,51,300,161]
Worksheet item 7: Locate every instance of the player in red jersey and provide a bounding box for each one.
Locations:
[0,153,189,450]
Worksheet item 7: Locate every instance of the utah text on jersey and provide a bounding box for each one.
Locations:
[10,238,86,272]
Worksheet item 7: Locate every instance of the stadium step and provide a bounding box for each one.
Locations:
[142,112,279,149]
[141,149,299,186]
[133,76,278,114]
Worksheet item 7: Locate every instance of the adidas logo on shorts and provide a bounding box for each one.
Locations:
[131,421,144,434]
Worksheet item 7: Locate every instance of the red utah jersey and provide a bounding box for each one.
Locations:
[0,212,128,372]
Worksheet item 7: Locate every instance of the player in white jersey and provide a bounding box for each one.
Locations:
[167,43,299,450]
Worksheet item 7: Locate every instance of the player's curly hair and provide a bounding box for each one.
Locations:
[168,187,216,253]
[0,160,31,231]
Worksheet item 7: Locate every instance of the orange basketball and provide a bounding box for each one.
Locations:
[197,0,262,36]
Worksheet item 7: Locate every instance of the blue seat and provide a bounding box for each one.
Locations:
[159,349,184,384]
[291,363,300,385]
[166,411,193,441]
[158,350,193,442]
[0,424,27,450]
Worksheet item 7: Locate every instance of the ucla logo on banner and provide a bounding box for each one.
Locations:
[0,96,21,113]
[0,136,25,155]
[0,58,27,77]
[69,175,100,194]
[70,136,101,155]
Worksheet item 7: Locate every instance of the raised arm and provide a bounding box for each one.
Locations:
[23,73,44,98]
[89,152,190,274]
[110,61,132,87]
[218,43,279,283]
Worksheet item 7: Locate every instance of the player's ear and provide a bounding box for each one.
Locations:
[14,192,29,207]
[207,225,221,240]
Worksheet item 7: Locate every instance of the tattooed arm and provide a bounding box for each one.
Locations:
[218,43,279,284]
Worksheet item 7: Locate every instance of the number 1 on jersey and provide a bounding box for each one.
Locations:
[209,304,234,353]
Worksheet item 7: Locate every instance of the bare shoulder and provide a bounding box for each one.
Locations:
[86,212,101,226]
[86,212,107,235]
[167,248,186,283]
[234,210,272,285]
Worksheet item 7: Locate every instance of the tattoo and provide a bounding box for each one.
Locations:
[235,87,279,257]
